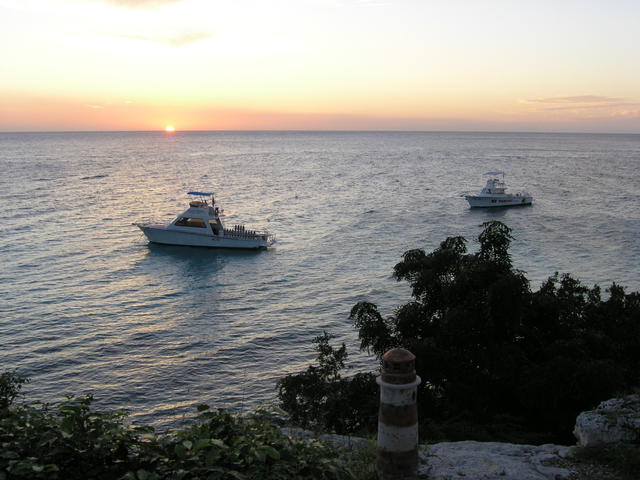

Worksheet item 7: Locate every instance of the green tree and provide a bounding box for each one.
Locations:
[277,333,378,434]
[0,370,28,410]
[348,221,640,441]
[351,222,528,417]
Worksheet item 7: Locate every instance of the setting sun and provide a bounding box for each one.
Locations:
[165,125,175,132]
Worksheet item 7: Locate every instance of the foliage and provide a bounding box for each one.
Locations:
[0,370,28,410]
[419,413,555,445]
[132,405,357,480]
[573,443,640,480]
[0,371,360,480]
[1,394,137,479]
[335,440,377,480]
[276,332,378,435]
[348,220,640,441]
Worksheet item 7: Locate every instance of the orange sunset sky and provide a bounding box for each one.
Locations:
[1,0,639,133]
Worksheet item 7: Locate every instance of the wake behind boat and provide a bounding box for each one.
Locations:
[135,192,275,249]
[465,171,533,208]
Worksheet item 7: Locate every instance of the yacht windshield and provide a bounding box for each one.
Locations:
[174,217,206,228]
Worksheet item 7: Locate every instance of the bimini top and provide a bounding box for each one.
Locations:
[485,171,505,176]
[187,191,215,196]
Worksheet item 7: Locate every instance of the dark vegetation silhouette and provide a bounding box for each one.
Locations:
[277,221,640,443]
[277,333,377,434]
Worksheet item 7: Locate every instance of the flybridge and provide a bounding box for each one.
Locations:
[187,191,215,196]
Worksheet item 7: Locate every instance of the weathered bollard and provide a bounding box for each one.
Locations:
[376,348,421,479]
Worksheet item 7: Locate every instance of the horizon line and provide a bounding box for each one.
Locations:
[1,128,639,135]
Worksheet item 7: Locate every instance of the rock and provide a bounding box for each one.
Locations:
[281,427,371,450]
[282,428,578,479]
[573,394,640,447]
[281,427,315,441]
[420,441,575,480]
[317,432,371,450]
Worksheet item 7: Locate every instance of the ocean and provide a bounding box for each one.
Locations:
[1,131,639,429]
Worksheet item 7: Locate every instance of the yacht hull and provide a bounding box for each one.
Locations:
[138,225,272,249]
[465,195,532,208]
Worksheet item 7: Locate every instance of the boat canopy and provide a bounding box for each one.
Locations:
[187,191,214,196]
[485,171,505,176]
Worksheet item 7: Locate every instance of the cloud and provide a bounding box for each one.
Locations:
[518,95,640,122]
[524,95,623,104]
[540,102,640,112]
[110,30,213,46]
[104,0,185,8]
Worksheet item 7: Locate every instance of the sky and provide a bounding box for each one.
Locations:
[1,0,639,132]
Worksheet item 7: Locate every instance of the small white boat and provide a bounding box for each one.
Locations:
[135,192,275,249]
[465,171,532,208]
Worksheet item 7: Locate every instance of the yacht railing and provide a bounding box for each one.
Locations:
[223,226,272,240]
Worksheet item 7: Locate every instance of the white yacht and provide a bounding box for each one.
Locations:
[135,192,275,249]
[465,171,533,208]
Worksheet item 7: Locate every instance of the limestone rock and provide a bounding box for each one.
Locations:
[281,427,371,450]
[420,441,575,480]
[573,394,640,447]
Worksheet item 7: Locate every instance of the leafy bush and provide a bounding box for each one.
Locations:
[133,405,359,480]
[277,333,378,435]
[0,370,28,410]
[573,443,640,480]
[0,371,360,480]
[346,221,640,441]
[1,394,137,479]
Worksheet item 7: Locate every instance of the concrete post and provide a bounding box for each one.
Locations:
[376,348,421,480]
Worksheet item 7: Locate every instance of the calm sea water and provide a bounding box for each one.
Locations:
[1,131,639,428]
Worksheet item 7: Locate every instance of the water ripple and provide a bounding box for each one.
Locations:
[1,131,639,428]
